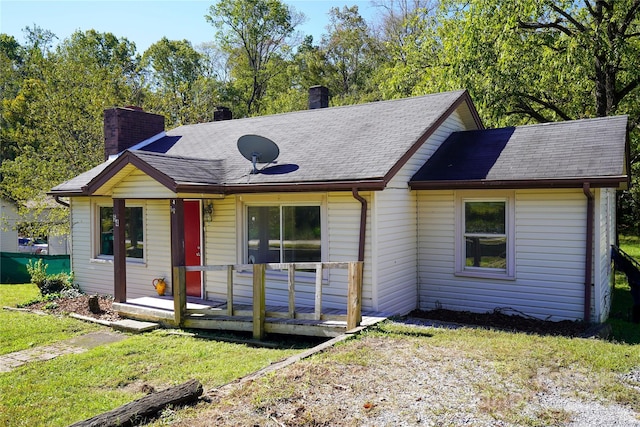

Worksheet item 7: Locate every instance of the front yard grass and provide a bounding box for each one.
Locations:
[0,284,101,355]
[3,236,640,426]
[0,284,301,427]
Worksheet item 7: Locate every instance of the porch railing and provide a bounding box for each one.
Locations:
[172,261,363,339]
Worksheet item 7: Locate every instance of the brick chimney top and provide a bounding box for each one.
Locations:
[213,106,232,121]
[308,85,329,109]
[104,107,165,160]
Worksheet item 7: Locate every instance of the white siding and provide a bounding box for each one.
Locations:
[327,191,372,310]
[203,196,237,301]
[593,188,616,322]
[112,170,176,199]
[371,188,417,314]
[0,199,18,252]
[71,197,172,299]
[418,189,591,321]
[374,106,471,314]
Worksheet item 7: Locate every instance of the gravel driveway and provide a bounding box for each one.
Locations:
[166,320,640,426]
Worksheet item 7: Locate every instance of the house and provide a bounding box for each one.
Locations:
[49,88,629,336]
[0,198,19,252]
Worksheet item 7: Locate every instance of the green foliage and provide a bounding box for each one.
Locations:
[2,0,640,229]
[26,258,47,287]
[206,0,302,116]
[26,258,74,296]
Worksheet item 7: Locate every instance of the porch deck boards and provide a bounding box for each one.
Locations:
[114,296,388,337]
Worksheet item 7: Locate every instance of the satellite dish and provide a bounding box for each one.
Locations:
[237,134,280,174]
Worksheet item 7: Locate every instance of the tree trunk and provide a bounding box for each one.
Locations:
[69,379,203,427]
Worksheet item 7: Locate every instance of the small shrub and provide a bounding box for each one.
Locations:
[27,259,75,297]
[26,259,47,287]
[43,293,60,302]
[40,278,66,295]
[44,301,59,310]
[60,287,83,299]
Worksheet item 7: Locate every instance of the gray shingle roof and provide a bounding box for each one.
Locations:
[411,115,628,187]
[51,90,472,194]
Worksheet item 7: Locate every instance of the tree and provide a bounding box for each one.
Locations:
[0,29,139,236]
[422,1,640,127]
[205,0,303,116]
[322,6,381,103]
[372,0,440,98]
[423,0,640,230]
[141,38,209,125]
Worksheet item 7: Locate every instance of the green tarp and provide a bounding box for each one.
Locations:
[0,252,71,284]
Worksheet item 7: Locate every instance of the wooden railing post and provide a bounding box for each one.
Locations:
[347,261,363,330]
[288,264,296,319]
[173,266,186,327]
[314,263,323,320]
[253,264,266,340]
[226,265,234,316]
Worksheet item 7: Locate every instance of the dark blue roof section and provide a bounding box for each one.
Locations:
[412,116,628,184]
[412,127,514,181]
[143,135,182,153]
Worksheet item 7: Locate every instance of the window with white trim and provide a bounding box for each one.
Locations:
[98,205,145,259]
[457,194,514,279]
[246,205,321,264]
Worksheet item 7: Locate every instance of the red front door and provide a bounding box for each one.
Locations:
[184,200,202,298]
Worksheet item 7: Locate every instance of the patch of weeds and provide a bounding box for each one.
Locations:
[602,381,640,411]
[510,407,573,427]
[248,372,300,410]
[17,296,44,308]
[43,301,59,310]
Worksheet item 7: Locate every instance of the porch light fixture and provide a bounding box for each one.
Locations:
[203,201,214,222]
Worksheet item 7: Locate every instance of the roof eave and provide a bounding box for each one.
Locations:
[220,179,387,194]
[409,176,629,191]
[47,189,88,197]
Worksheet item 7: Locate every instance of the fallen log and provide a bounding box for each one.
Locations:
[69,379,203,427]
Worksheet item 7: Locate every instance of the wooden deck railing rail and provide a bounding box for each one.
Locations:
[172,261,363,339]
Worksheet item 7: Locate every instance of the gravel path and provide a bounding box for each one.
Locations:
[171,320,640,427]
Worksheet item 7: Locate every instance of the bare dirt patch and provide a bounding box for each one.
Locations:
[27,295,122,322]
[408,308,590,337]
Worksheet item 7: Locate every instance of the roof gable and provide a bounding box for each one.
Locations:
[411,115,629,189]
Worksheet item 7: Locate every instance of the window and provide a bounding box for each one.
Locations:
[247,205,321,264]
[457,195,514,279]
[99,206,144,259]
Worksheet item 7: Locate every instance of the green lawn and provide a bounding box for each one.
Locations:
[0,284,301,427]
[2,236,639,426]
[0,284,101,355]
[609,236,640,343]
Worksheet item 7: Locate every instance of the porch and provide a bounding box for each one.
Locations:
[113,262,389,338]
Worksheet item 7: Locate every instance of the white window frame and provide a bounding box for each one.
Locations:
[455,191,515,280]
[93,201,146,264]
[239,195,327,281]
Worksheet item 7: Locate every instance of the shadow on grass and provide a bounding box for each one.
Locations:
[173,329,330,350]
[607,278,640,344]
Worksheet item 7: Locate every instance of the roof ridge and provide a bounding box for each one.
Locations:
[170,89,468,130]
[131,150,223,163]
[506,115,628,130]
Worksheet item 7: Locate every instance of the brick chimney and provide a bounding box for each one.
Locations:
[308,85,329,109]
[104,107,165,160]
[213,106,232,121]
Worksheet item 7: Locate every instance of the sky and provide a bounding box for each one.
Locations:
[0,0,379,53]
